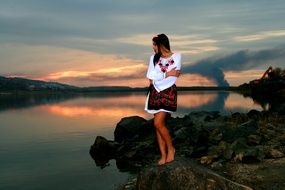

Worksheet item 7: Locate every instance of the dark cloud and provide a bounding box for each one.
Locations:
[182,45,285,86]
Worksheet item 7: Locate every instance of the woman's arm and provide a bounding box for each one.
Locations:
[166,67,181,78]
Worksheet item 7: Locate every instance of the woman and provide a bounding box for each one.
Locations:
[144,34,181,165]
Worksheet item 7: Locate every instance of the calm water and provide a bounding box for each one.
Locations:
[0,91,263,190]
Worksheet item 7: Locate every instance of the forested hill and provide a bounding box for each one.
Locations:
[0,76,138,92]
[0,76,80,92]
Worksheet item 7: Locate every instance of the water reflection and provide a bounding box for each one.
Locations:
[0,91,265,190]
[0,91,263,117]
[177,91,230,115]
[225,93,262,111]
[44,104,144,118]
[0,93,78,112]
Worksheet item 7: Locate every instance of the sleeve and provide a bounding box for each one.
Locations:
[146,55,165,81]
[175,53,182,70]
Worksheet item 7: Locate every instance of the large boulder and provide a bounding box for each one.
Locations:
[114,116,151,143]
[136,157,252,190]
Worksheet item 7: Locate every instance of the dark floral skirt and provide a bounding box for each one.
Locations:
[147,84,177,112]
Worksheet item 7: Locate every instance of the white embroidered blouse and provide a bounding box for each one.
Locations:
[146,53,182,92]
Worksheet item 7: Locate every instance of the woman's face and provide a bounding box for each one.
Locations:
[152,41,159,53]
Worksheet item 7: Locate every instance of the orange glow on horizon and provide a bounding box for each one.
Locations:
[41,104,148,118]
[38,64,146,81]
[224,69,264,86]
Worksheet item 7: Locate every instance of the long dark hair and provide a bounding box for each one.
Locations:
[152,34,171,65]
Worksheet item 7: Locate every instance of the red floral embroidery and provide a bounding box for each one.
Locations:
[157,58,175,73]
[147,84,177,111]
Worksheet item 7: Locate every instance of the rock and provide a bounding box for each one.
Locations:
[210,161,223,169]
[206,141,233,162]
[231,138,264,162]
[89,136,119,168]
[230,112,249,123]
[173,125,199,144]
[247,134,261,145]
[187,111,221,124]
[208,128,223,144]
[200,155,216,165]
[114,116,149,143]
[269,149,284,158]
[174,127,191,142]
[226,157,285,190]
[178,146,194,157]
[264,146,285,158]
[223,120,258,143]
[136,157,252,190]
[89,109,285,190]
[235,120,258,138]
[247,109,261,119]
[276,103,285,114]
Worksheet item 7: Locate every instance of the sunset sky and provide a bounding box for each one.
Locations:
[1,0,285,87]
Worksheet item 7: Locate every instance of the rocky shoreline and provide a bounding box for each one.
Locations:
[90,106,285,190]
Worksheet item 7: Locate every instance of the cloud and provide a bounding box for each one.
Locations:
[115,34,220,55]
[234,30,285,42]
[0,43,144,76]
[115,34,154,46]
[177,47,220,55]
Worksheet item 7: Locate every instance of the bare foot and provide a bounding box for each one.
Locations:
[166,148,176,163]
[158,156,166,165]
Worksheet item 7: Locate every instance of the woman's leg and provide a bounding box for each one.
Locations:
[154,112,176,164]
[156,129,167,165]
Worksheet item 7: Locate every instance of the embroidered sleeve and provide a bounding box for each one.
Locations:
[146,55,165,81]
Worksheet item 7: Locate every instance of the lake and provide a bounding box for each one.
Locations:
[0,91,263,190]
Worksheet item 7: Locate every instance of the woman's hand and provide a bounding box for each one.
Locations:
[166,67,181,78]
[149,79,153,84]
